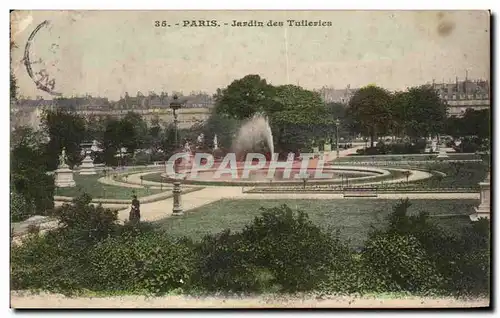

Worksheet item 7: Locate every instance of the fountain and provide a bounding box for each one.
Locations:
[232,113,274,159]
[162,112,425,187]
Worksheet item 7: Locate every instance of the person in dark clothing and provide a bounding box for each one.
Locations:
[129,195,141,223]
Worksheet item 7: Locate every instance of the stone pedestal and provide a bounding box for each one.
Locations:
[54,165,76,188]
[324,144,332,152]
[79,154,96,175]
[436,148,449,159]
[470,173,490,221]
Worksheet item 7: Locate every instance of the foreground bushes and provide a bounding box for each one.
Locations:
[90,232,195,293]
[192,205,352,293]
[10,195,490,297]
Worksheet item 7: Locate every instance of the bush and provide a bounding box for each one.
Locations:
[11,199,490,297]
[10,191,36,222]
[378,199,490,296]
[89,232,195,294]
[361,231,444,294]
[51,193,118,242]
[192,205,349,293]
[240,205,343,292]
[191,229,263,293]
[11,232,92,293]
[356,141,425,155]
[447,219,490,296]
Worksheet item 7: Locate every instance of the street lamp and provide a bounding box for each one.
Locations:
[170,94,182,148]
[169,95,184,216]
[335,118,340,158]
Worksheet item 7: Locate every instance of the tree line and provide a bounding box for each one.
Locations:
[10,74,490,219]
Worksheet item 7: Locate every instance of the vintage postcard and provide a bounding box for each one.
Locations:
[10,10,491,309]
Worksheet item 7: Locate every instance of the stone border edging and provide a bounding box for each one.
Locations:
[54,187,204,205]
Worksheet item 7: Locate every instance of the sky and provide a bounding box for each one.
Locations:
[10,10,490,100]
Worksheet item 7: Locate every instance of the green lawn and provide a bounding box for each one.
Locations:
[155,199,477,247]
[410,161,488,189]
[55,173,166,200]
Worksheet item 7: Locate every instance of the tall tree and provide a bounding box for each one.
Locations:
[445,109,490,140]
[85,114,107,142]
[147,114,164,152]
[102,118,121,166]
[270,85,331,152]
[347,85,392,147]
[388,91,408,138]
[120,111,148,153]
[10,127,55,218]
[396,85,447,140]
[42,108,87,170]
[214,74,277,120]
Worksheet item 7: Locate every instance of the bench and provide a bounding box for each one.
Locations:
[343,187,378,198]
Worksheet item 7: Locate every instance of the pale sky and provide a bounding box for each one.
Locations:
[10,10,490,100]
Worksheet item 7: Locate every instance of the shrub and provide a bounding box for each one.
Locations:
[89,232,195,294]
[240,204,342,292]
[191,229,262,293]
[51,193,118,241]
[379,199,490,296]
[10,232,92,293]
[447,219,490,296]
[361,231,444,294]
[10,191,36,222]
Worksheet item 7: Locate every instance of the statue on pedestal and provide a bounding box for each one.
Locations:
[55,147,76,187]
[80,144,97,175]
[59,148,67,167]
[213,134,219,150]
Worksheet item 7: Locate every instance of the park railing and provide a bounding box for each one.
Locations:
[343,187,378,197]
[243,182,479,194]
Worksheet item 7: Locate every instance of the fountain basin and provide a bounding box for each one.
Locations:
[162,162,391,186]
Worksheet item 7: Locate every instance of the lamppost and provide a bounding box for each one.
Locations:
[170,95,183,216]
[335,118,340,158]
[170,94,182,148]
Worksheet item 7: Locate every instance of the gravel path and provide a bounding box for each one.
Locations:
[10,292,489,308]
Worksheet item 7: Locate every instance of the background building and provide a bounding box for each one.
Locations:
[431,77,490,117]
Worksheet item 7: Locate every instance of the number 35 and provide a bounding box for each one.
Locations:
[154,21,168,27]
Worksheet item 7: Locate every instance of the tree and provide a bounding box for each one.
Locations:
[325,102,354,140]
[270,85,331,152]
[388,91,407,138]
[147,114,164,152]
[213,77,334,153]
[214,75,277,120]
[102,118,121,166]
[120,111,148,153]
[395,85,447,141]
[42,108,87,170]
[85,114,107,142]
[159,123,178,156]
[11,127,55,219]
[456,109,490,139]
[347,85,392,147]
